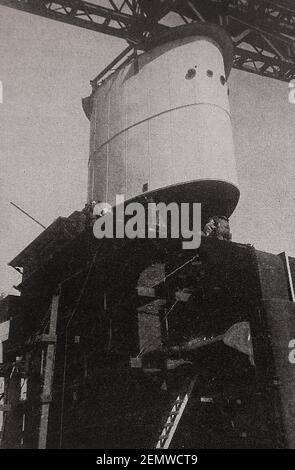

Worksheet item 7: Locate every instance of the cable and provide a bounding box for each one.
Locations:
[10,201,47,230]
[151,254,198,288]
[134,254,199,357]
[135,254,199,358]
[109,254,198,357]
[136,299,179,358]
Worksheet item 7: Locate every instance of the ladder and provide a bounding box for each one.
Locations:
[156,374,197,449]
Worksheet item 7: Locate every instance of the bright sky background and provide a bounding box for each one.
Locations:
[0,7,295,294]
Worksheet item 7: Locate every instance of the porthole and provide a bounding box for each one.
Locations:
[185,68,196,80]
[207,70,213,77]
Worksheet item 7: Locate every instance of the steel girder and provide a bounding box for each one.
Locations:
[0,0,144,40]
[1,0,295,81]
[169,0,295,81]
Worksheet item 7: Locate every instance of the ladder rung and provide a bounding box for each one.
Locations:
[155,374,197,449]
[164,423,174,430]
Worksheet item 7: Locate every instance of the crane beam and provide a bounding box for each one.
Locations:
[1,0,295,81]
[169,0,295,81]
[0,0,142,40]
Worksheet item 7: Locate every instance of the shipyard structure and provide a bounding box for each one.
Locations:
[1,24,295,449]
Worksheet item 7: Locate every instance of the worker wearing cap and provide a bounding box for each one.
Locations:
[203,216,232,241]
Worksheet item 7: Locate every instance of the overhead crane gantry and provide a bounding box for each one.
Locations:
[1,0,295,81]
[0,0,295,81]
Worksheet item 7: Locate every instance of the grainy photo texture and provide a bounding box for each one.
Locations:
[0,0,295,451]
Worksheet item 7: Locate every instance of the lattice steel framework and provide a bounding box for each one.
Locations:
[1,0,295,80]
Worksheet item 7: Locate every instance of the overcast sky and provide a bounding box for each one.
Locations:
[0,7,295,294]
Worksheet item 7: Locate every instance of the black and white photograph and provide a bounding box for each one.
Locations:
[0,0,295,453]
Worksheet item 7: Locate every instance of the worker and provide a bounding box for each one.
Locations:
[202,216,232,241]
[82,200,98,229]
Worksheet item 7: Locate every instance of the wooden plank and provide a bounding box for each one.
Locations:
[38,291,59,449]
